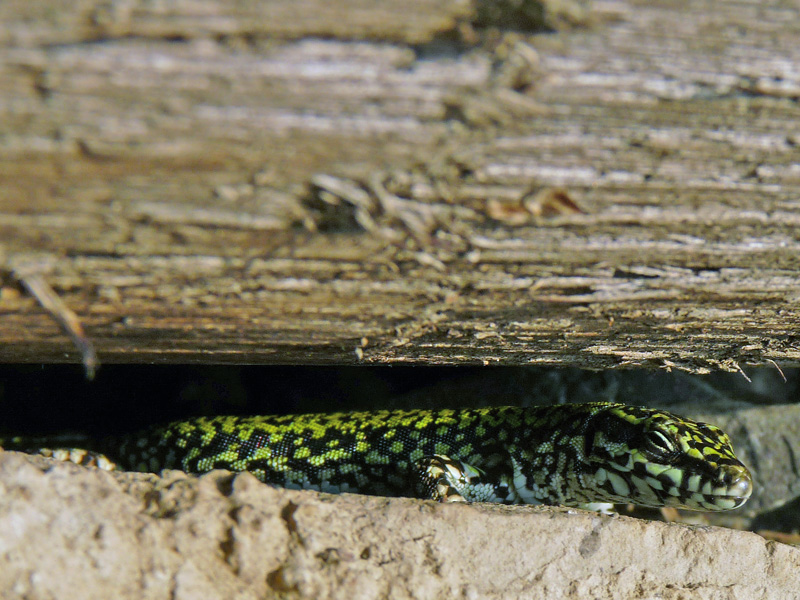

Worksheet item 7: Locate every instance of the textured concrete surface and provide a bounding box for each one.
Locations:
[1,451,798,600]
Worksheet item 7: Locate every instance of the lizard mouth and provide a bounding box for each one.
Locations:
[596,462,753,511]
[659,464,753,511]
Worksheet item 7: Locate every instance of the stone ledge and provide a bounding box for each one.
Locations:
[1,452,797,600]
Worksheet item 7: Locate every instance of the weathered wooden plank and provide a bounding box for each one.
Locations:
[0,0,475,46]
[2,0,800,371]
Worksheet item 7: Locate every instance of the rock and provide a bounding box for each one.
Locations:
[1,451,797,599]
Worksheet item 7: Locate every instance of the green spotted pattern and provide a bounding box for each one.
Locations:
[107,402,752,511]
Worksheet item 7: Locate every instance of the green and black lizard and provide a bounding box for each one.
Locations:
[0,402,752,511]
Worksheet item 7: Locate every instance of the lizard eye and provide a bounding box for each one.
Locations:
[644,430,675,455]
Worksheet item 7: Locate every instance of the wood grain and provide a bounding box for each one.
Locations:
[2,0,800,371]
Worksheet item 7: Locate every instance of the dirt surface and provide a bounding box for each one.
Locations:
[2,450,798,600]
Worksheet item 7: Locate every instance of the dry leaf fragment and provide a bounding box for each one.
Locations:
[486,198,531,225]
[522,187,585,217]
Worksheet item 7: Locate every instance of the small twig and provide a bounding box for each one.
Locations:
[766,359,787,382]
[14,268,98,380]
[733,362,752,383]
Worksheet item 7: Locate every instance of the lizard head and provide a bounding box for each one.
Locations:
[578,404,752,511]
